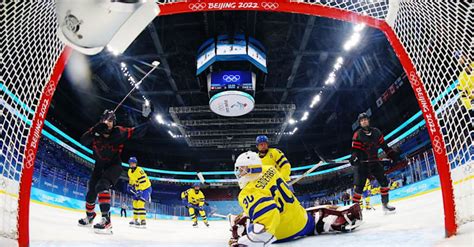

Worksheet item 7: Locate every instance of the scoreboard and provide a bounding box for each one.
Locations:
[208,71,255,91]
[208,70,256,117]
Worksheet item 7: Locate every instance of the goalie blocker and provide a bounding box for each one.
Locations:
[229,204,362,246]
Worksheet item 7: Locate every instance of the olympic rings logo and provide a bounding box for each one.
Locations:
[432,136,443,155]
[261,2,279,10]
[409,71,420,87]
[223,75,240,82]
[25,149,36,169]
[188,2,206,11]
[45,81,56,97]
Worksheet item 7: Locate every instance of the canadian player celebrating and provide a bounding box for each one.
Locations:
[77,109,151,234]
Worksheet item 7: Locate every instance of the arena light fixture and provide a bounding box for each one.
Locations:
[301,111,309,121]
[155,114,165,124]
[107,45,121,56]
[291,127,298,134]
[310,94,321,108]
[288,118,298,125]
[344,32,361,51]
[167,130,176,138]
[353,23,366,32]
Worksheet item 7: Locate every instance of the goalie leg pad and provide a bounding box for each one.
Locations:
[310,204,362,234]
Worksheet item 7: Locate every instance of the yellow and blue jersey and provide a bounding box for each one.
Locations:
[128,167,151,191]
[181,188,206,207]
[457,62,474,97]
[238,166,313,241]
[390,181,399,190]
[259,148,291,182]
[457,62,473,109]
[362,179,373,197]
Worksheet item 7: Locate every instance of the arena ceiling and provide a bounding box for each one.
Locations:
[48,10,420,169]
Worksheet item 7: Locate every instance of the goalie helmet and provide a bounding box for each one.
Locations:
[234,151,263,189]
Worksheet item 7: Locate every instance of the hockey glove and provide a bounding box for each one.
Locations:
[237,221,276,247]
[182,199,189,208]
[127,184,136,194]
[387,150,401,162]
[349,154,360,166]
[135,190,143,199]
[92,122,108,136]
[204,202,209,206]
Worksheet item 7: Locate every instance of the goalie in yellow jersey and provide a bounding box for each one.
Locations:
[255,135,291,182]
[127,157,152,228]
[181,183,209,227]
[229,151,362,246]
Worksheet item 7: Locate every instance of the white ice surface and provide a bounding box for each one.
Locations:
[1,189,473,246]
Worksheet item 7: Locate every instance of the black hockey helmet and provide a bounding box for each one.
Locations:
[101,109,116,124]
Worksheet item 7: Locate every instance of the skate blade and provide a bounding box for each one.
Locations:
[383,210,396,215]
[94,228,113,235]
[130,224,146,229]
[78,223,93,228]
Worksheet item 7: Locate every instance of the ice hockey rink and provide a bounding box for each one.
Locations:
[0,189,470,247]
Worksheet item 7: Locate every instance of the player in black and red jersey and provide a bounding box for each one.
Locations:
[350,113,402,213]
[77,109,151,233]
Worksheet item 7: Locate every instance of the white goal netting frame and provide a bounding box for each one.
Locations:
[0,0,472,245]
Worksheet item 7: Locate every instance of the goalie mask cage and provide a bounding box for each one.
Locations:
[0,0,472,245]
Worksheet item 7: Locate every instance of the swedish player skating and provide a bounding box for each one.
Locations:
[127,157,152,228]
[181,183,209,227]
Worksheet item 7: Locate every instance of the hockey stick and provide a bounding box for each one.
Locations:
[113,60,160,113]
[211,213,230,219]
[314,149,350,165]
[314,148,391,165]
[197,172,210,185]
[288,161,324,186]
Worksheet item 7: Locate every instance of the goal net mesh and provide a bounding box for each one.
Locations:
[301,0,473,229]
[0,0,472,241]
[0,0,64,240]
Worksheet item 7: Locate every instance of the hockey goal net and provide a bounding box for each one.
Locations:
[0,0,472,245]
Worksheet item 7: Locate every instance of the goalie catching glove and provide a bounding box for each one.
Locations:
[229,214,276,247]
[308,203,363,233]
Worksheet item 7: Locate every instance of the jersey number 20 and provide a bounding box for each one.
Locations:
[270,178,294,212]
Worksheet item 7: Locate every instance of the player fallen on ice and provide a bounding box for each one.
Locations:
[350,113,405,213]
[77,107,152,234]
[127,156,152,228]
[255,135,291,183]
[181,183,209,227]
[229,151,362,247]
